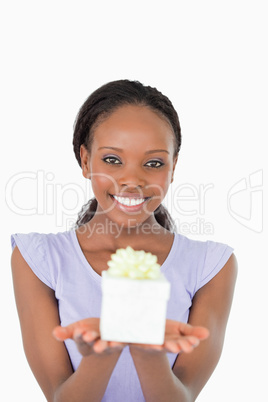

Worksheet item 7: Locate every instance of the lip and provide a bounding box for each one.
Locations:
[113,192,147,198]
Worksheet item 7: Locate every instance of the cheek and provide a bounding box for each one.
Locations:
[144,173,172,204]
[149,170,172,190]
[90,160,119,191]
[91,174,119,194]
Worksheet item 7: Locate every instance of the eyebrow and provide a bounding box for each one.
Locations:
[98,146,170,154]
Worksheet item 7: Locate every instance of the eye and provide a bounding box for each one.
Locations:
[102,156,121,165]
[145,160,164,168]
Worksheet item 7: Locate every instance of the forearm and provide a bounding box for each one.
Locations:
[130,348,191,402]
[54,350,122,402]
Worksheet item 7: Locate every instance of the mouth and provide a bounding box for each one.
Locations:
[113,195,146,206]
[110,194,150,210]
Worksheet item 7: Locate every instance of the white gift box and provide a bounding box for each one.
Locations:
[100,271,171,344]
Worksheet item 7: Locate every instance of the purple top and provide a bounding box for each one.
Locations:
[11,230,233,401]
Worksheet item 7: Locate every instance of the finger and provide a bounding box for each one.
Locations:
[164,338,196,354]
[53,325,74,341]
[93,339,109,353]
[176,338,197,354]
[164,339,183,354]
[73,334,95,356]
[73,327,87,340]
[187,336,200,348]
[190,326,210,340]
[178,322,209,339]
[109,341,126,349]
[53,320,95,341]
[82,330,99,343]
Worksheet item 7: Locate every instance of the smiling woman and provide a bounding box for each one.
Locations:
[11,79,237,402]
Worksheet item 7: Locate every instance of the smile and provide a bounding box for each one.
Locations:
[113,195,146,207]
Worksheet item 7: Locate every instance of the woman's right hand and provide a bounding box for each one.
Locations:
[53,318,126,356]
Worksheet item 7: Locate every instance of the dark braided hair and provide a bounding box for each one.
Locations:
[73,79,181,231]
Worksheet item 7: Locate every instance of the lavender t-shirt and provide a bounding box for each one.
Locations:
[11,230,233,401]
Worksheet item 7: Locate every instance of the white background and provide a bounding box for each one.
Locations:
[1,1,267,400]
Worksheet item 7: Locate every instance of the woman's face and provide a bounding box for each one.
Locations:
[80,104,177,228]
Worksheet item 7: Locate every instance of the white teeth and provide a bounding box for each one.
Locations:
[113,196,145,206]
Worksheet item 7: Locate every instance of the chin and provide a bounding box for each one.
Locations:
[107,213,151,230]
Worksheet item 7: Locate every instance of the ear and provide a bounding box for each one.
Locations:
[171,155,178,183]
[80,145,91,179]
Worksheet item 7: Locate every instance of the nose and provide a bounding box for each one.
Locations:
[117,165,146,189]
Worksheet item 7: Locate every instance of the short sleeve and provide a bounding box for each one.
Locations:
[195,240,234,293]
[11,232,55,289]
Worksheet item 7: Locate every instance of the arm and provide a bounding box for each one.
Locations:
[129,254,238,401]
[11,246,122,402]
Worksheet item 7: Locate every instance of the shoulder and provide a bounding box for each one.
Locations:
[171,233,234,294]
[11,230,75,289]
[194,252,238,304]
[11,229,74,250]
[173,232,233,258]
[11,229,75,257]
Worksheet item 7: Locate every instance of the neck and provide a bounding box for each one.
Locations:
[77,215,170,251]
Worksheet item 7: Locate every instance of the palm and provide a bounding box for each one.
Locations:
[53,318,125,355]
[130,320,209,354]
[53,318,209,356]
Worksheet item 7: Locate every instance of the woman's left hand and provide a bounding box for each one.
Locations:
[130,319,209,354]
